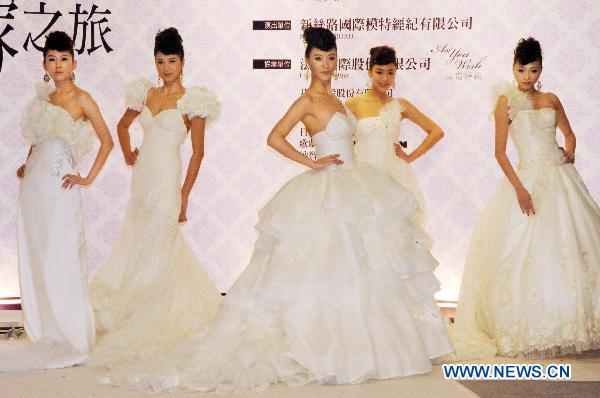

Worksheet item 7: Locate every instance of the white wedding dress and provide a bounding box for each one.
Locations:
[0,83,96,372]
[354,99,427,225]
[89,78,222,369]
[450,82,600,359]
[103,108,453,392]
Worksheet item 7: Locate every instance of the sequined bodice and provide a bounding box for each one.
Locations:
[510,108,565,169]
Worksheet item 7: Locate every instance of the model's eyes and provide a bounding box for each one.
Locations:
[328,56,335,61]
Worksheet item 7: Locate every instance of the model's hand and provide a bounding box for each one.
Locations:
[125,147,139,166]
[311,154,343,170]
[394,143,412,162]
[16,164,26,179]
[62,173,91,189]
[178,195,188,223]
[515,186,535,216]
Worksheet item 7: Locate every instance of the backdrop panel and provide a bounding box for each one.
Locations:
[0,0,598,301]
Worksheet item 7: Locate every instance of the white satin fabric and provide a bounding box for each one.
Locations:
[1,84,96,372]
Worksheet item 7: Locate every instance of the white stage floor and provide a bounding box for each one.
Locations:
[2,353,600,398]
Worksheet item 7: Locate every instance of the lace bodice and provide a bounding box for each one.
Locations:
[492,82,565,170]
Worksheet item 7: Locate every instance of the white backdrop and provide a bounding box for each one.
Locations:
[0,0,599,301]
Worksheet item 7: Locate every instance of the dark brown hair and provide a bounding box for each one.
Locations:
[43,31,74,58]
[514,37,542,67]
[369,45,397,69]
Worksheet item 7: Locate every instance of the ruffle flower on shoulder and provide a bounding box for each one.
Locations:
[379,99,406,125]
[491,81,533,120]
[21,83,95,161]
[177,86,221,125]
[125,77,153,112]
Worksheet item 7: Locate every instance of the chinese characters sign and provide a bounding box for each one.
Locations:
[0,1,112,72]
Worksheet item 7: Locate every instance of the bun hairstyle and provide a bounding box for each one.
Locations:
[513,37,542,67]
[369,45,397,68]
[303,27,337,57]
[154,27,184,59]
[43,31,75,58]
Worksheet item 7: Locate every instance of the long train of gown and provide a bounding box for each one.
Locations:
[449,82,600,360]
[103,109,453,392]
[89,78,223,369]
[354,98,427,226]
[0,83,96,372]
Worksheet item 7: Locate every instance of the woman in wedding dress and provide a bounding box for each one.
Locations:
[1,31,114,372]
[102,27,453,393]
[450,37,600,359]
[89,28,222,369]
[347,45,444,225]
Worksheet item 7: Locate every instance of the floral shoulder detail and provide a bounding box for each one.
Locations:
[491,81,533,120]
[125,77,153,112]
[176,86,221,125]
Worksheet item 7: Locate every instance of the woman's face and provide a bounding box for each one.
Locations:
[44,50,76,82]
[369,63,396,93]
[306,48,337,82]
[512,60,542,91]
[155,52,184,84]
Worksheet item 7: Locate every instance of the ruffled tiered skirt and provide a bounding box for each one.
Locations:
[104,163,453,392]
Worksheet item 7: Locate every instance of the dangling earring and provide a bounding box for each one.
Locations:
[158,76,162,86]
[536,80,542,90]
[333,71,339,80]
[43,72,50,83]
[304,69,311,81]
[180,72,183,83]
[71,72,75,82]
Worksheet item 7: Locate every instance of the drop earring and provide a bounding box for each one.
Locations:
[180,72,183,83]
[536,80,542,90]
[71,72,75,82]
[158,76,162,86]
[43,72,50,83]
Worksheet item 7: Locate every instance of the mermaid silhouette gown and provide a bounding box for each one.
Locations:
[89,78,223,369]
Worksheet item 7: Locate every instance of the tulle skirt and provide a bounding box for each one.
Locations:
[103,162,453,392]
